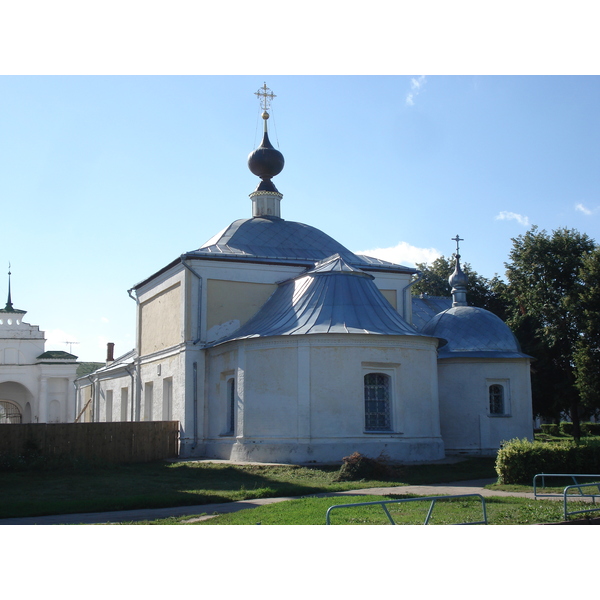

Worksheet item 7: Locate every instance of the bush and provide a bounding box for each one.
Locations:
[495,438,600,485]
[540,424,560,436]
[539,422,600,438]
[584,423,600,436]
[335,452,401,482]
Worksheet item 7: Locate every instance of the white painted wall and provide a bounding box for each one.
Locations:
[203,333,445,463]
[437,357,533,454]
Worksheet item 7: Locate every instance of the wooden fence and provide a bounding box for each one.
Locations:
[0,421,179,464]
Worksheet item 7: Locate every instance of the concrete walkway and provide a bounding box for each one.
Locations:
[0,478,543,525]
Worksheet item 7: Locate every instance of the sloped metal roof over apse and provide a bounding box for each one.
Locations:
[210,254,443,345]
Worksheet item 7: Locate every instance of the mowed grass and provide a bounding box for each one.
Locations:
[0,457,496,520]
[125,494,582,525]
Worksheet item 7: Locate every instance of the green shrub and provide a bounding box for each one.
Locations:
[495,438,600,485]
[584,423,600,436]
[540,424,560,436]
[539,422,600,438]
[560,422,574,436]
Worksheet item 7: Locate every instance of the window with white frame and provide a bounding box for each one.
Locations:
[364,373,392,431]
[488,381,510,416]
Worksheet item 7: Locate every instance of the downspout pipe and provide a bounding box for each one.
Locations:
[124,364,136,421]
[126,287,139,421]
[72,378,79,422]
[180,256,203,345]
[86,374,96,422]
[84,373,96,422]
[403,271,422,324]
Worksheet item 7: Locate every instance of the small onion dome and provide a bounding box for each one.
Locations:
[448,256,468,289]
[248,124,284,193]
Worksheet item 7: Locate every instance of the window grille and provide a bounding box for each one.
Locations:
[364,373,391,431]
[489,384,504,415]
[0,401,22,424]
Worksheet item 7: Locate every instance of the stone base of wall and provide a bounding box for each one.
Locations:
[181,436,445,464]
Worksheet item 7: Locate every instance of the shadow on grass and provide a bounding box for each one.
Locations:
[0,456,498,520]
[0,461,339,519]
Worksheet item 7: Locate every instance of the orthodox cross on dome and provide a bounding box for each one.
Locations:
[255,82,277,113]
[452,234,464,258]
[449,235,468,307]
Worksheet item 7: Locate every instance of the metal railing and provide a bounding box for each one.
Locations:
[563,482,600,521]
[325,494,488,525]
[533,473,600,498]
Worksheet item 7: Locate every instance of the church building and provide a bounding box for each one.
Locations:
[76,85,533,462]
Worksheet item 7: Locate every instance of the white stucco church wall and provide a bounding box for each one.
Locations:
[203,333,444,463]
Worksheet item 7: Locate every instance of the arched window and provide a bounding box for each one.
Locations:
[489,384,504,415]
[364,373,391,431]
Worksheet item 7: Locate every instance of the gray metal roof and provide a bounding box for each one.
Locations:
[209,254,439,346]
[412,296,452,331]
[189,217,416,274]
[421,306,531,359]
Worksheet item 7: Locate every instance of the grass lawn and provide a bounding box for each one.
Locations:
[125,494,581,525]
[0,456,496,520]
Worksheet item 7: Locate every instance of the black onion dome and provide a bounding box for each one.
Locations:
[248,130,285,185]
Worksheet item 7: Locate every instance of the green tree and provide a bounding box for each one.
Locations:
[504,226,597,439]
[573,247,600,418]
[412,255,509,317]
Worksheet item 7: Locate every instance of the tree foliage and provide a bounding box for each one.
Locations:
[504,226,597,436]
[573,247,600,413]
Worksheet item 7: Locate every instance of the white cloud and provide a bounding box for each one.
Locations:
[406,75,426,106]
[356,241,441,267]
[495,211,530,227]
[576,203,596,216]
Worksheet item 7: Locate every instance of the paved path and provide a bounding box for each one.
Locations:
[0,478,544,525]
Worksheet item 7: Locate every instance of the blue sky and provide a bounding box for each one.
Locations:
[1,75,599,362]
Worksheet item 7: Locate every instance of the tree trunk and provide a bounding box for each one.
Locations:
[571,397,581,442]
